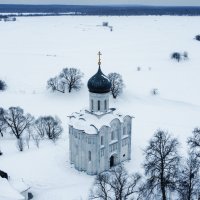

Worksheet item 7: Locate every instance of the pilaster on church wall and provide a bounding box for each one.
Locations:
[99,126,110,173]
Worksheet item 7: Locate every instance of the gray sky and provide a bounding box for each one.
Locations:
[0,0,200,6]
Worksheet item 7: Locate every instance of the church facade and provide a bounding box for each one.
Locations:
[68,52,132,175]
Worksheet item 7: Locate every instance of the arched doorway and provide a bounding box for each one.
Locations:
[110,154,117,168]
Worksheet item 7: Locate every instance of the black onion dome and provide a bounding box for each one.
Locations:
[87,67,111,93]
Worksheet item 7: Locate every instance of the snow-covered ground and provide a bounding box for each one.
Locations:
[1,16,200,199]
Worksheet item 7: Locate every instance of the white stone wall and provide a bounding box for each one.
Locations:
[69,125,99,175]
[69,115,132,175]
[89,92,110,113]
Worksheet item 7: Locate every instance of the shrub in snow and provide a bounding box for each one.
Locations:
[183,51,188,60]
[0,107,34,139]
[102,22,108,26]
[35,116,63,142]
[0,150,2,156]
[0,80,7,91]
[171,52,189,62]
[171,52,181,62]
[89,165,141,200]
[141,130,180,200]
[28,192,34,200]
[195,35,200,41]
[17,138,24,152]
[137,66,141,71]
[108,72,124,99]
[151,88,159,96]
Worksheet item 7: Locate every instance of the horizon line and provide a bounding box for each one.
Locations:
[0,4,200,7]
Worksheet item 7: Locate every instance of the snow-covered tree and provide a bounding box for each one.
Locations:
[188,127,200,158]
[47,76,65,93]
[177,152,200,200]
[16,137,24,152]
[0,107,34,139]
[141,130,180,200]
[59,67,84,93]
[0,108,7,137]
[32,134,41,148]
[35,116,63,141]
[108,72,124,99]
[90,165,141,200]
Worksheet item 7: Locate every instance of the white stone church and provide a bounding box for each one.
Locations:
[68,52,132,175]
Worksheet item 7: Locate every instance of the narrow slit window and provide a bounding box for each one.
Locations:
[98,100,100,111]
[101,136,104,145]
[89,151,91,161]
[91,100,94,110]
[111,131,114,140]
[104,100,107,110]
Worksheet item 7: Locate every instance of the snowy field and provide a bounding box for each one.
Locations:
[1,16,200,199]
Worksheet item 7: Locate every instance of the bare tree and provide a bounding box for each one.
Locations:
[16,137,24,152]
[34,117,46,138]
[0,108,7,137]
[25,127,32,149]
[89,165,141,200]
[0,108,5,155]
[47,76,65,93]
[142,130,180,200]
[0,107,34,139]
[188,127,200,158]
[108,73,124,99]
[59,67,84,93]
[32,134,41,148]
[89,172,112,200]
[109,165,141,200]
[35,116,63,141]
[177,152,200,200]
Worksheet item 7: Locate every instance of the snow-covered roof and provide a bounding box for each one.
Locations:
[68,108,131,135]
[10,178,30,193]
[0,178,25,200]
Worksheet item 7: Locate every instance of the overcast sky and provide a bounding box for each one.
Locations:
[0,0,200,6]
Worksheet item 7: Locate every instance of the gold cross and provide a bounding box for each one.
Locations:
[98,51,102,67]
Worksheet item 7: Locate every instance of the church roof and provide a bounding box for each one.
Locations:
[68,109,132,135]
[87,51,111,94]
[87,66,111,94]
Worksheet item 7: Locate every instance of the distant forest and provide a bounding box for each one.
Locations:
[0,4,200,16]
[0,5,200,16]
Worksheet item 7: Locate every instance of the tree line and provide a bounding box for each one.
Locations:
[0,106,63,153]
[89,129,200,200]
